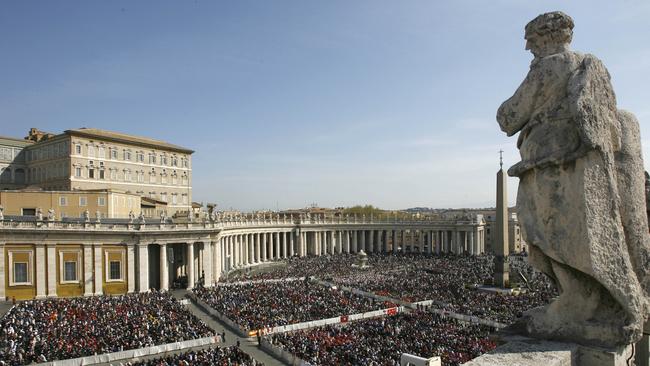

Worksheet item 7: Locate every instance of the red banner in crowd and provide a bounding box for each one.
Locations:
[340,315,349,323]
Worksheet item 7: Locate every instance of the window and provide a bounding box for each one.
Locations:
[87,145,95,157]
[110,148,118,160]
[171,193,178,205]
[124,150,131,161]
[182,174,188,185]
[98,146,105,158]
[138,171,144,182]
[183,158,189,168]
[13,262,29,284]
[172,173,177,185]
[88,161,94,179]
[21,208,36,216]
[150,170,157,184]
[172,156,178,167]
[98,197,106,206]
[59,197,68,206]
[182,194,188,205]
[109,261,121,281]
[149,154,156,164]
[79,197,87,206]
[124,170,131,181]
[161,173,167,184]
[110,169,117,180]
[99,169,105,180]
[137,152,144,162]
[75,144,82,155]
[160,192,167,202]
[63,261,77,282]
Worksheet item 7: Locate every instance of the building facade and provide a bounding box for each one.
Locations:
[0,215,487,300]
[0,190,141,219]
[0,136,33,190]
[0,128,193,216]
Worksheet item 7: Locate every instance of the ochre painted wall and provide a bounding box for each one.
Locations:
[102,246,127,295]
[4,244,36,300]
[55,245,83,297]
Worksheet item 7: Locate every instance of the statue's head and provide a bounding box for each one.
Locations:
[524,11,574,58]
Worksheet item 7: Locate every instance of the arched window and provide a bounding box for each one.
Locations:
[0,168,11,183]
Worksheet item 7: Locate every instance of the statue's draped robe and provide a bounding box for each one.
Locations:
[497,51,648,344]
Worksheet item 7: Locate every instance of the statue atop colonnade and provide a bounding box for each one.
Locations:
[497,11,650,347]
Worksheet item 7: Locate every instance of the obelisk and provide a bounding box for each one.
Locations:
[494,150,509,287]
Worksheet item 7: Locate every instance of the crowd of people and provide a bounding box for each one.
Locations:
[0,291,215,365]
[126,346,260,366]
[194,280,388,331]
[220,253,557,325]
[267,310,497,366]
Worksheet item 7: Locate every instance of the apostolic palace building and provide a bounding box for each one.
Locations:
[0,128,499,301]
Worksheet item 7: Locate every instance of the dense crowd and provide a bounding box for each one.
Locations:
[126,346,260,366]
[268,310,497,366]
[194,281,387,331]
[0,291,214,365]
[221,253,557,324]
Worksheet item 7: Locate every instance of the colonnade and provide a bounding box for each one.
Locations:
[211,227,486,280]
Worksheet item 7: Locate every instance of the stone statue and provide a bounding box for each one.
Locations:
[95,210,101,223]
[0,205,4,220]
[497,11,649,347]
[139,212,146,224]
[187,210,193,223]
[160,211,166,224]
[83,210,90,222]
[36,208,43,221]
[128,210,135,223]
[47,208,55,221]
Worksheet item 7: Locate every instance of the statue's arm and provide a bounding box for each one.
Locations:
[497,63,542,136]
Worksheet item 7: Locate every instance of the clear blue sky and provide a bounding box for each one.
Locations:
[1,1,649,211]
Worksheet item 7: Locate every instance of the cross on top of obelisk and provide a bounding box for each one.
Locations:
[499,149,504,169]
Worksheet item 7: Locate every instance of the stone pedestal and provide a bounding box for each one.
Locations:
[463,333,636,366]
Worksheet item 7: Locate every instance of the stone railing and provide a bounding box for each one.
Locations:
[0,215,483,232]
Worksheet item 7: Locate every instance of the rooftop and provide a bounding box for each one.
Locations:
[65,127,194,154]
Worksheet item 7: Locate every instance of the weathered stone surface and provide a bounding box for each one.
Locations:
[497,11,649,348]
[462,335,635,366]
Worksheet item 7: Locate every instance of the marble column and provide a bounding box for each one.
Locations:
[290,231,295,257]
[368,230,374,253]
[392,231,398,253]
[214,239,222,282]
[137,244,149,292]
[93,245,103,295]
[186,242,195,289]
[206,241,214,286]
[328,231,335,254]
[160,243,169,290]
[262,232,268,261]
[244,234,250,265]
[255,233,261,262]
[360,231,366,252]
[352,231,358,253]
[228,236,234,270]
[82,245,93,297]
[128,244,136,294]
[46,244,57,297]
[283,232,289,258]
[274,232,280,259]
[337,231,342,254]
[34,244,47,298]
[0,243,4,300]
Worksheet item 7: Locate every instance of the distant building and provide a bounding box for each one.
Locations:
[0,127,194,216]
[0,135,33,190]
